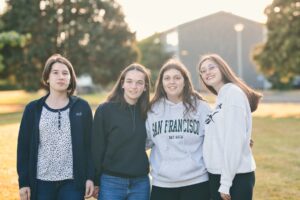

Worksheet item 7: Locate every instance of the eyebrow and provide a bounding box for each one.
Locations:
[125,77,144,81]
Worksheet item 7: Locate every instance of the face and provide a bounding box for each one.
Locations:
[47,62,71,93]
[122,70,146,105]
[199,59,224,91]
[162,68,184,102]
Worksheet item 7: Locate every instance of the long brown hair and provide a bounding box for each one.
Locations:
[107,63,151,120]
[42,54,77,96]
[151,59,203,114]
[198,54,262,112]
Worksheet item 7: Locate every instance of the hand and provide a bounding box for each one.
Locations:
[220,192,231,200]
[84,180,94,199]
[92,186,99,199]
[19,187,30,200]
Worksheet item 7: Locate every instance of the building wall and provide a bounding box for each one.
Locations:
[162,12,266,90]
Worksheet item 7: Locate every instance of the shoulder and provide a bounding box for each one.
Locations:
[221,83,245,98]
[73,96,90,106]
[222,83,248,107]
[148,99,164,114]
[95,101,115,114]
[70,96,92,111]
[197,99,211,109]
[195,99,211,116]
[24,95,46,111]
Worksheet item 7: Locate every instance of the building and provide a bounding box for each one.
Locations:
[160,11,268,89]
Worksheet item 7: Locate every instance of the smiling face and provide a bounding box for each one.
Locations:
[47,62,71,94]
[199,59,224,92]
[122,69,146,105]
[162,68,185,103]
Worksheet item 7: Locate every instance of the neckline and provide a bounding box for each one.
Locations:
[43,100,70,112]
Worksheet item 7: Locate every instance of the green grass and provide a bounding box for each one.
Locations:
[252,117,300,199]
[0,112,23,125]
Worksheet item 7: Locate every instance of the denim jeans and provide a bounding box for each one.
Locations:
[36,179,84,200]
[99,173,150,200]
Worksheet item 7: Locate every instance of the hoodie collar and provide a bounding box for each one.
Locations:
[36,93,78,109]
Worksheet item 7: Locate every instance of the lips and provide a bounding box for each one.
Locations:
[206,75,215,81]
[168,86,177,90]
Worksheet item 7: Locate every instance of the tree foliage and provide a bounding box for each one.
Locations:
[252,0,300,89]
[0,0,138,90]
[138,33,171,82]
[0,31,30,74]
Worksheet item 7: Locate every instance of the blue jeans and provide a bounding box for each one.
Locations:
[99,173,150,200]
[36,179,84,200]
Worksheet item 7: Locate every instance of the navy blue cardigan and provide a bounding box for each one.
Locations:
[17,94,94,200]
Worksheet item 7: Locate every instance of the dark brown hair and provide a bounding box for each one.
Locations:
[42,54,77,96]
[107,63,151,120]
[198,54,262,112]
[151,59,203,115]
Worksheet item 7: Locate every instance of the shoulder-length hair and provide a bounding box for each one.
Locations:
[42,54,77,96]
[151,59,203,114]
[198,54,262,112]
[107,63,151,120]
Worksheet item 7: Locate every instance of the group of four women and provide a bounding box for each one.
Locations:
[17,53,262,200]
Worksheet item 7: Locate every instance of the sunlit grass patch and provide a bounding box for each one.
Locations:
[252,117,300,199]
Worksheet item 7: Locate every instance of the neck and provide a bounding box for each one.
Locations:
[46,91,69,109]
[214,82,225,93]
[167,95,182,104]
[124,96,137,105]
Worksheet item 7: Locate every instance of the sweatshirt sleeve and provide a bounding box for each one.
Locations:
[83,101,95,181]
[218,104,247,194]
[17,104,33,188]
[91,104,107,186]
[145,117,154,150]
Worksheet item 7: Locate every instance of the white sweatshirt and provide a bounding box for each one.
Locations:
[146,98,211,188]
[203,83,256,195]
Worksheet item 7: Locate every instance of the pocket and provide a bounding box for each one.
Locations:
[157,157,200,182]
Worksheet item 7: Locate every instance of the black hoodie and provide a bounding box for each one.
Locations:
[92,101,149,184]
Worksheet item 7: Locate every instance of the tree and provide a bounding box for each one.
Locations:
[0,0,138,90]
[138,33,171,82]
[252,0,300,89]
[0,31,30,73]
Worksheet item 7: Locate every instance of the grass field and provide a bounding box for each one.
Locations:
[0,90,300,200]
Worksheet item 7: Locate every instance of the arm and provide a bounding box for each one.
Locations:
[219,105,247,195]
[145,117,154,150]
[91,104,108,186]
[17,104,33,189]
[83,102,94,198]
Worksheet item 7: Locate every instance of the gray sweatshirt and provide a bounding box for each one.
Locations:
[146,98,211,187]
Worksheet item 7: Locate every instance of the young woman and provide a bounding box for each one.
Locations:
[146,59,211,200]
[91,63,151,200]
[17,54,94,200]
[198,54,262,200]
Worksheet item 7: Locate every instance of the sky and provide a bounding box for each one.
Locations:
[118,0,274,40]
[0,0,274,40]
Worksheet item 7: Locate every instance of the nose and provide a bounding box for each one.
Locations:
[130,82,138,88]
[170,78,176,84]
[58,73,64,79]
